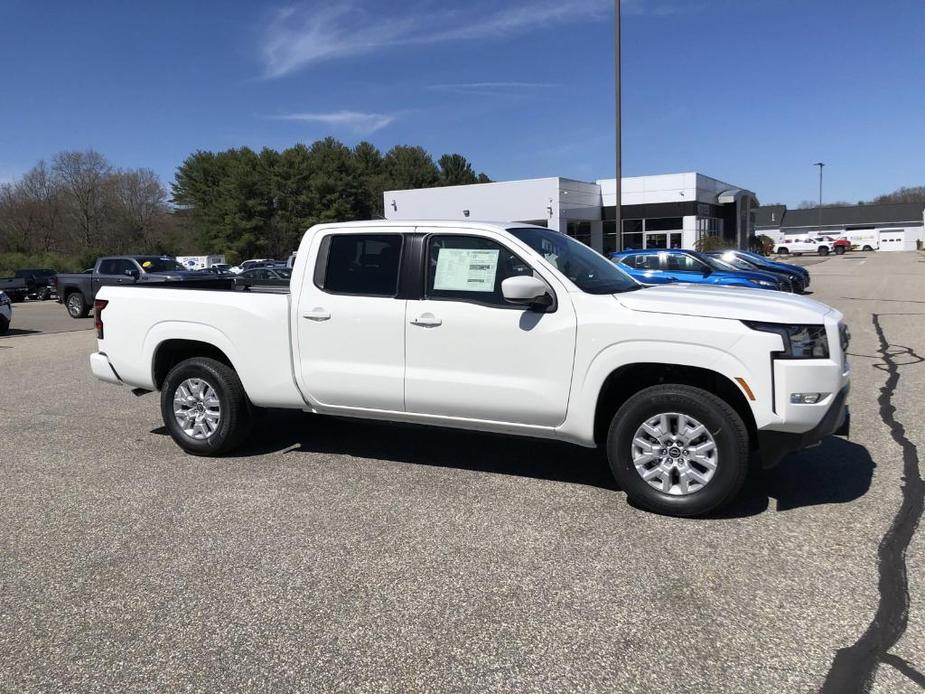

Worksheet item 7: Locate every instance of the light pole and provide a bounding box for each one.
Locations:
[814,162,825,232]
[614,0,622,251]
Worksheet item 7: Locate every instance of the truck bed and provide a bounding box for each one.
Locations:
[104,277,290,293]
[97,284,304,409]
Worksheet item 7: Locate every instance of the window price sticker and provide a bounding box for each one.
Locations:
[433,248,500,292]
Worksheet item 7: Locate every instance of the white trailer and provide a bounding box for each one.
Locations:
[176,255,226,270]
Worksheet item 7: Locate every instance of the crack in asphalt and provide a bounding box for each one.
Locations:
[820,313,925,693]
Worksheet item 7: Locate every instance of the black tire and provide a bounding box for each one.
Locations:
[606,384,750,517]
[161,357,252,456]
[777,247,789,255]
[818,246,829,256]
[65,291,89,318]
[834,246,845,255]
[862,245,873,252]
[0,316,8,335]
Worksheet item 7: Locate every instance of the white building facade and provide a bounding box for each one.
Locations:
[384,172,759,254]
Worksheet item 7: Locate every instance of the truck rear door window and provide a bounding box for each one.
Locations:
[321,234,403,297]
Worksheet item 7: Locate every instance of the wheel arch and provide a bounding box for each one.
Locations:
[152,338,236,390]
[592,363,758,448]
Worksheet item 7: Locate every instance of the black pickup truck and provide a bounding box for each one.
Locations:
[0,277,28,302]
[55,256,221,318]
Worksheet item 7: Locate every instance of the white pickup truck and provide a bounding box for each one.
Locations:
[90,221,850,516]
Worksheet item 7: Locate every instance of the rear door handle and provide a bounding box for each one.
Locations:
[302,309,331,321]
[410,314,442,328]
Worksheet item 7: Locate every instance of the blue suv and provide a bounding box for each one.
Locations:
[610,249,790,291]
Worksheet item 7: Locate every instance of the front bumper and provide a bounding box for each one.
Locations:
[90,352,123,386]
[757,385,849,467]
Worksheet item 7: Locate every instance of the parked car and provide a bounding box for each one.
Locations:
[238,267,292,281]
[89,221,850,517]
[14,268,57,300]
[197,265,234,276]
[0,277,28,303]
[55,256,226,318]
[774,234,836,256]
[707,250,809,293]
[611,249,789,291]
[0,290,12,334]
[229,258,275,274]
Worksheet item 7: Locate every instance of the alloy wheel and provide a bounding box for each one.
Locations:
[173,378,221,440]
[631,412,718,496]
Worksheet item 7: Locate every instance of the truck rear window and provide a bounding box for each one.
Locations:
[320,234,403,296]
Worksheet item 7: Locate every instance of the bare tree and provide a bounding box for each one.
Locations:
[17,161,64,252]
[108,168,168,250]
[52,150,112,249]
[0,182,35,252]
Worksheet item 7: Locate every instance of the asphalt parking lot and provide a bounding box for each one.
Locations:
[2,252,923,692]
[0,299,94,337]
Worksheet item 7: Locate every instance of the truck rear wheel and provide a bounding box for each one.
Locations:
[834,246,845,255]
[65,292,89,318]
[606,384,749,517]
[818,246,830,256]
[161,357,252,456]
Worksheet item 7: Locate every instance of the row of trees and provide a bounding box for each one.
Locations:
[0,151,188,270]
[171,139,489,260]
[794,185,925,209]
[0,140,490,271]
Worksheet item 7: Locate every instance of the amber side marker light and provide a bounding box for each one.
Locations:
[735,377,756,401]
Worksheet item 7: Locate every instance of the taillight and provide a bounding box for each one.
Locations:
[94,299,108,338]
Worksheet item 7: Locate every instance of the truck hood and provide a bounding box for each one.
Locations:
[616,284,832,323]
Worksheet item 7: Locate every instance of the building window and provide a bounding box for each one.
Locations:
[644,217,684,232]
[696,217,724,236]
[622,233,643,249]
[622,219,643,233]
[567,221,591,247]
[603,221,618,255]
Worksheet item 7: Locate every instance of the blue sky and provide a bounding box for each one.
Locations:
[1,0,923,206]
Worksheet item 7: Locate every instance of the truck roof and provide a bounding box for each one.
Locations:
[307,220,551,234]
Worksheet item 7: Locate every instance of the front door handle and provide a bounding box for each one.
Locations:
[410,313,442,328]
[302,308,331,321]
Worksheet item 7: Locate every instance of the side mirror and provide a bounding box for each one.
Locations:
[125,268,139,280]
[501,275,551,309]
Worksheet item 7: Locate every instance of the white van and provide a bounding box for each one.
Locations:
[774,234,836,256]
[841,231,878,251]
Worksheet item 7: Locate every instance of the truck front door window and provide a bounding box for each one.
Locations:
[426,235,533,308]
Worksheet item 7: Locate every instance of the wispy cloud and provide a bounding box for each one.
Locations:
[428,82,558,94]
[259,1,612,78]
[273,110,397,134]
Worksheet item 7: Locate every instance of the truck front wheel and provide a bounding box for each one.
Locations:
[161,357,252,456]
[606,384,749,517]
[65,292,89,318]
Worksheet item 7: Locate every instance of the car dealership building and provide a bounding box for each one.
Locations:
[755,202,925,251]
[384,172,760,255]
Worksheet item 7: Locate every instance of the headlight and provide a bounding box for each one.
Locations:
[748,278,777,288]
[743,321,829,359]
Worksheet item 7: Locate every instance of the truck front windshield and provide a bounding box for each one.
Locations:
[509,228,641,294]
[137,258,186,272]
